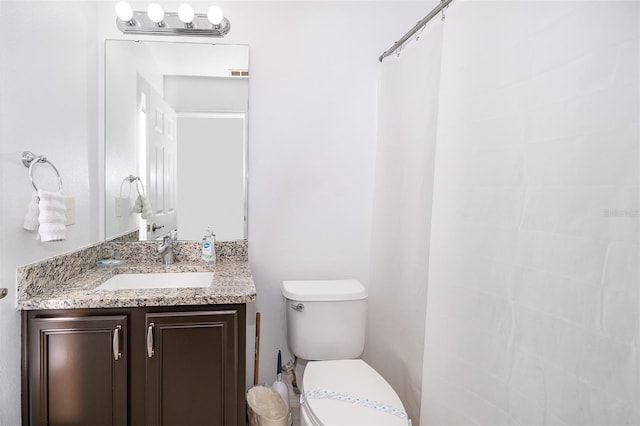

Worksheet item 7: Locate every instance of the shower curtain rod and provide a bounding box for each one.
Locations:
[378,0,454,62]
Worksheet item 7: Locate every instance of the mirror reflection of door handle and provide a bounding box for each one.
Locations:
[147,223,164,232]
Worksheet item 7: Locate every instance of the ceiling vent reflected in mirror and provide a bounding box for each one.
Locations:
[115,2,231,37]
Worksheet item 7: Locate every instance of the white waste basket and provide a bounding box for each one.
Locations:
[247,385,289,426]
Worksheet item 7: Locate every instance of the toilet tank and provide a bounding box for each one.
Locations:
[281,280,367,361]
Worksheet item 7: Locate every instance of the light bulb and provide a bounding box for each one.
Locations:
[207,5,224,26]
[115,1,134,22]
[178,4,195,24]
[147,3,165,24]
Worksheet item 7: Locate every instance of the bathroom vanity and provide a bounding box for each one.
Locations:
[18,38,255,425]
[22,304,245,426]
[17,240,255,426]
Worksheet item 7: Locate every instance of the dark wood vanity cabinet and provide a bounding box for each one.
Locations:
[145,310,242,425]
[22,304,246,426]
[24,315,128,426]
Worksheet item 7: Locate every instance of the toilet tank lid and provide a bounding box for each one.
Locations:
[281,280,367,301]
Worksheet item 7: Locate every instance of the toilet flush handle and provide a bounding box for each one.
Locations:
[291,303,304,312]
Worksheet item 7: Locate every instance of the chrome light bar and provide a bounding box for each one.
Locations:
[116,3,230,38]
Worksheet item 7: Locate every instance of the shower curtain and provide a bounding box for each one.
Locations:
[419,1,639,425]
[363,23,444,424]
[369,1,639,424]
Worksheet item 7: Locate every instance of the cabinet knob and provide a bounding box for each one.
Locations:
[147,323,155,358]
[0,288,7,300]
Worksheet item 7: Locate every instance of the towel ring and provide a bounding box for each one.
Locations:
[120,178,131,198]
[120,174,145,197]
[120,175,137,198]
[22,151,63,192]
[135,178,145,196]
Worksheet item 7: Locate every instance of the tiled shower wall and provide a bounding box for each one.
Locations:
[422,2,639,425]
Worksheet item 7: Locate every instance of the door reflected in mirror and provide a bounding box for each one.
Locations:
[105,40,249,242]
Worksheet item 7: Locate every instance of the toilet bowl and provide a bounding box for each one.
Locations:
[281,280,410,425]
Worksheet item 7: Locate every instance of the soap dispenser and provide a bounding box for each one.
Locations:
[201,228,216,264]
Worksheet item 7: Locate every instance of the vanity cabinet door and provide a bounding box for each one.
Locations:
[144,309,242,426]
[25,314,128,426]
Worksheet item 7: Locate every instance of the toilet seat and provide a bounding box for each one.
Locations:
[301,359,409,426]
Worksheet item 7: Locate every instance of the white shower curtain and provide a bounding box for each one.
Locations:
[363,24,444,424]
[420,2,640,425]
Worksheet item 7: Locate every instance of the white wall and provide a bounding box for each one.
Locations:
[421,1,639,425]
[0,1,429,422]
[0,2,100,425]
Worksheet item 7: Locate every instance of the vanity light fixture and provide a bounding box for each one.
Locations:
[207,6,224,26]
[177,4,195,28]
[115,1,230,37]
[146,3,166,27]
[115,1,136,25]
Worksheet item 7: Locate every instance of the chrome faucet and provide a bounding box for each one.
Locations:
[158,234,175,266]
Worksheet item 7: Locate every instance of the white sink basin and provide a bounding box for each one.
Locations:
[95,272,213,291]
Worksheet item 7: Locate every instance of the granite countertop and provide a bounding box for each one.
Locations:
[17,240,256,310]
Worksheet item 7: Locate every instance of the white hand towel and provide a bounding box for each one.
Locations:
[23,191,40,231]
[140,195,153,220]
[37,189,67,242]
[134,194,154,220]
[132,195,143,213]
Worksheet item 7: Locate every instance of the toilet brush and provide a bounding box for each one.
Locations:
[272,350,289,411]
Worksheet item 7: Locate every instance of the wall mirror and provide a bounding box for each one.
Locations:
[105,40,249,242]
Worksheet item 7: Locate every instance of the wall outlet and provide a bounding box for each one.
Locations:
[64,197,76,226]
[115,197,131,218]
[115,197,123,218]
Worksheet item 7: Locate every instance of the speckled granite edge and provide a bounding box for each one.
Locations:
[17,239,251,308]
[109,230,139,242]
[215,240,248,260]
[102,239,247,263]
[16,242,104,300]
[17,259,255,310]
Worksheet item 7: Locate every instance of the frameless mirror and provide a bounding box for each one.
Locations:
[105,40,248,242]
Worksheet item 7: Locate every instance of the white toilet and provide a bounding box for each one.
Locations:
[281,279,410,426]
